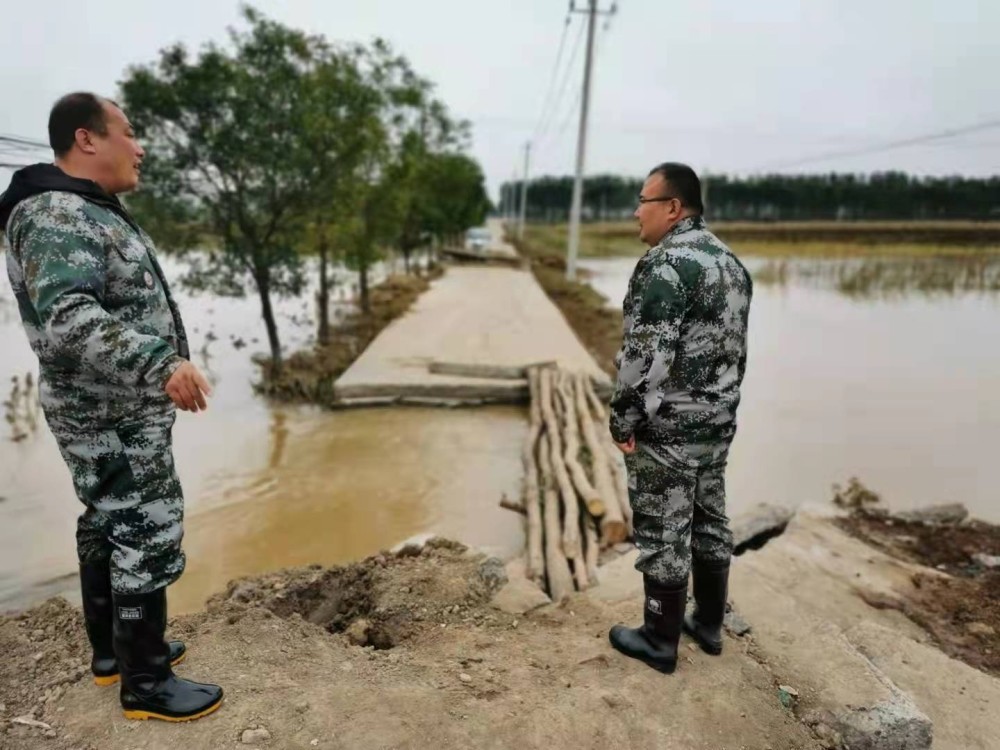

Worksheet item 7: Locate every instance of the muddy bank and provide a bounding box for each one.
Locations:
[4,507,1000,749]
[259,268,443,405]
[837,508,1000,677]
[512,235,622,379]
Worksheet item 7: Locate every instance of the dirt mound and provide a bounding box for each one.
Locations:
[207,537,503,651]
[0,537,828,750]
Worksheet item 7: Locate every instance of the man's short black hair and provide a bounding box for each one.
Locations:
[48,92,109,157]
[648,162,704,215]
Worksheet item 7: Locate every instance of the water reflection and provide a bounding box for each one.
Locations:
[750,256,1000,297]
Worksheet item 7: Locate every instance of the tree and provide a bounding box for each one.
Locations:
[120,7,328,373]
[122,8,495,363]
[333,40,472,312]
[296,43,384,344]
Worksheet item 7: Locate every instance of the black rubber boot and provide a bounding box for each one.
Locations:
[113,588,223,721]
[683,559,729,655]
[609,577,687,674]
[80,561,185,686]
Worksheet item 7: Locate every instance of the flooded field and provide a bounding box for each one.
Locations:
[5,242,999,615]
[581,253,1000,524]
[0,254,523,614]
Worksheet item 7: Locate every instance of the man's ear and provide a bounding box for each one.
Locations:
[74,127,98,155]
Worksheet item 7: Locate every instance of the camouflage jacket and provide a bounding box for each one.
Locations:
[609,216,752,463]
[1,165,188,427]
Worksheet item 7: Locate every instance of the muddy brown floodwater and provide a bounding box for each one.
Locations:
[581,255,1000,524]
[0,254,523,614]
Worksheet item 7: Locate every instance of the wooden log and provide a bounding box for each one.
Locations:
[539,369,582,560]
[604,445,633,535]
[335,380,528,403]
[573,375,628,544]
[553,371,590,590]
[429,360,557,380]
[583,514,600,586]
[554,371,605,518]
[582,374,634,535]
[521,367,545,582]
[499,494,526,515]
[574,373,627,545]
[584,375,608,421]
[538,431,574,602]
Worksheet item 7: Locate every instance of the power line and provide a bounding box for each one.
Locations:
[756,118,1000,171]
[539,7,615,154]
[534,14,587,146]
[529,12,573,145]
[0,134,49,150]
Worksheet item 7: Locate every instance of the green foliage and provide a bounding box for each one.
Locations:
[118,7,488,364]
[502,172,1000,222]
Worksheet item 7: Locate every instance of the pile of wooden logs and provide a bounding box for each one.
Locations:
[504,364,633,601]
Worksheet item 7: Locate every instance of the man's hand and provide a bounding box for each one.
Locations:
[165,361,213,412]
[614,435,636,455]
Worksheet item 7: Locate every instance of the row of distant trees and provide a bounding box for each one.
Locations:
[124,7,490,372]
[499,172,1000,223]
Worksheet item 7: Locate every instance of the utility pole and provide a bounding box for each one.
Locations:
[507,170,518,226]
[566,0,616,281]
[518,141,531,240]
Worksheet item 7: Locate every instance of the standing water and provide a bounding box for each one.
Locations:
[581,255,1000,524]
[0,254,524,614]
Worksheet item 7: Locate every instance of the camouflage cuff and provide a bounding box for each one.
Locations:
[609,413,637,444]
[146,353,185,390]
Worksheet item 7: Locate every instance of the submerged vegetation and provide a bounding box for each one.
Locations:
[3,372,40,442]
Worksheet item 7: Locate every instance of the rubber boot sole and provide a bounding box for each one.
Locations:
[123,697,222,722]
[608,631,677,674]
[683,615,723,655]
[93,651,186,686]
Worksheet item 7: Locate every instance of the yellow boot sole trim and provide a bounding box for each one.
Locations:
[123,698,222,723]
[93,651,186,686]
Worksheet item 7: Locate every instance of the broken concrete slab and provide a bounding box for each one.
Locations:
[490,577,552,615]
[972,552,1000,569]
[892,503,968,525]
[736,574,932,750]
[847,620,1000,750]
[723,609,752,636]
[732,503,796,554]
[732,513,933,640]
[587,548,641,604]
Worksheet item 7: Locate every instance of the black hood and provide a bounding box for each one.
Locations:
[0,163,139,232]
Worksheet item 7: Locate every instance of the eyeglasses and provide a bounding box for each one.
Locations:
[637,194,681,206]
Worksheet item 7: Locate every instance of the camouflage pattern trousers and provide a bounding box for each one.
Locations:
[624,444,733,586]
[48,411,186,594]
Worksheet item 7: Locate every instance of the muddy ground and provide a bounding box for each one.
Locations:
[1,538,824,750]
[837,512,1000,677]
[2,512,999,749]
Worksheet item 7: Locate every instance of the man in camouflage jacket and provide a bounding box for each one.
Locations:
[0,93,222,721]
[607,163,752,674]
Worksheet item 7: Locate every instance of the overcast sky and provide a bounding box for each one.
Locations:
[1,0,997,199]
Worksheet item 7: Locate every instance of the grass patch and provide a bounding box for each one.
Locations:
[753,256,1000,296]
[513,232,622,378]
[527,222,1000,260]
